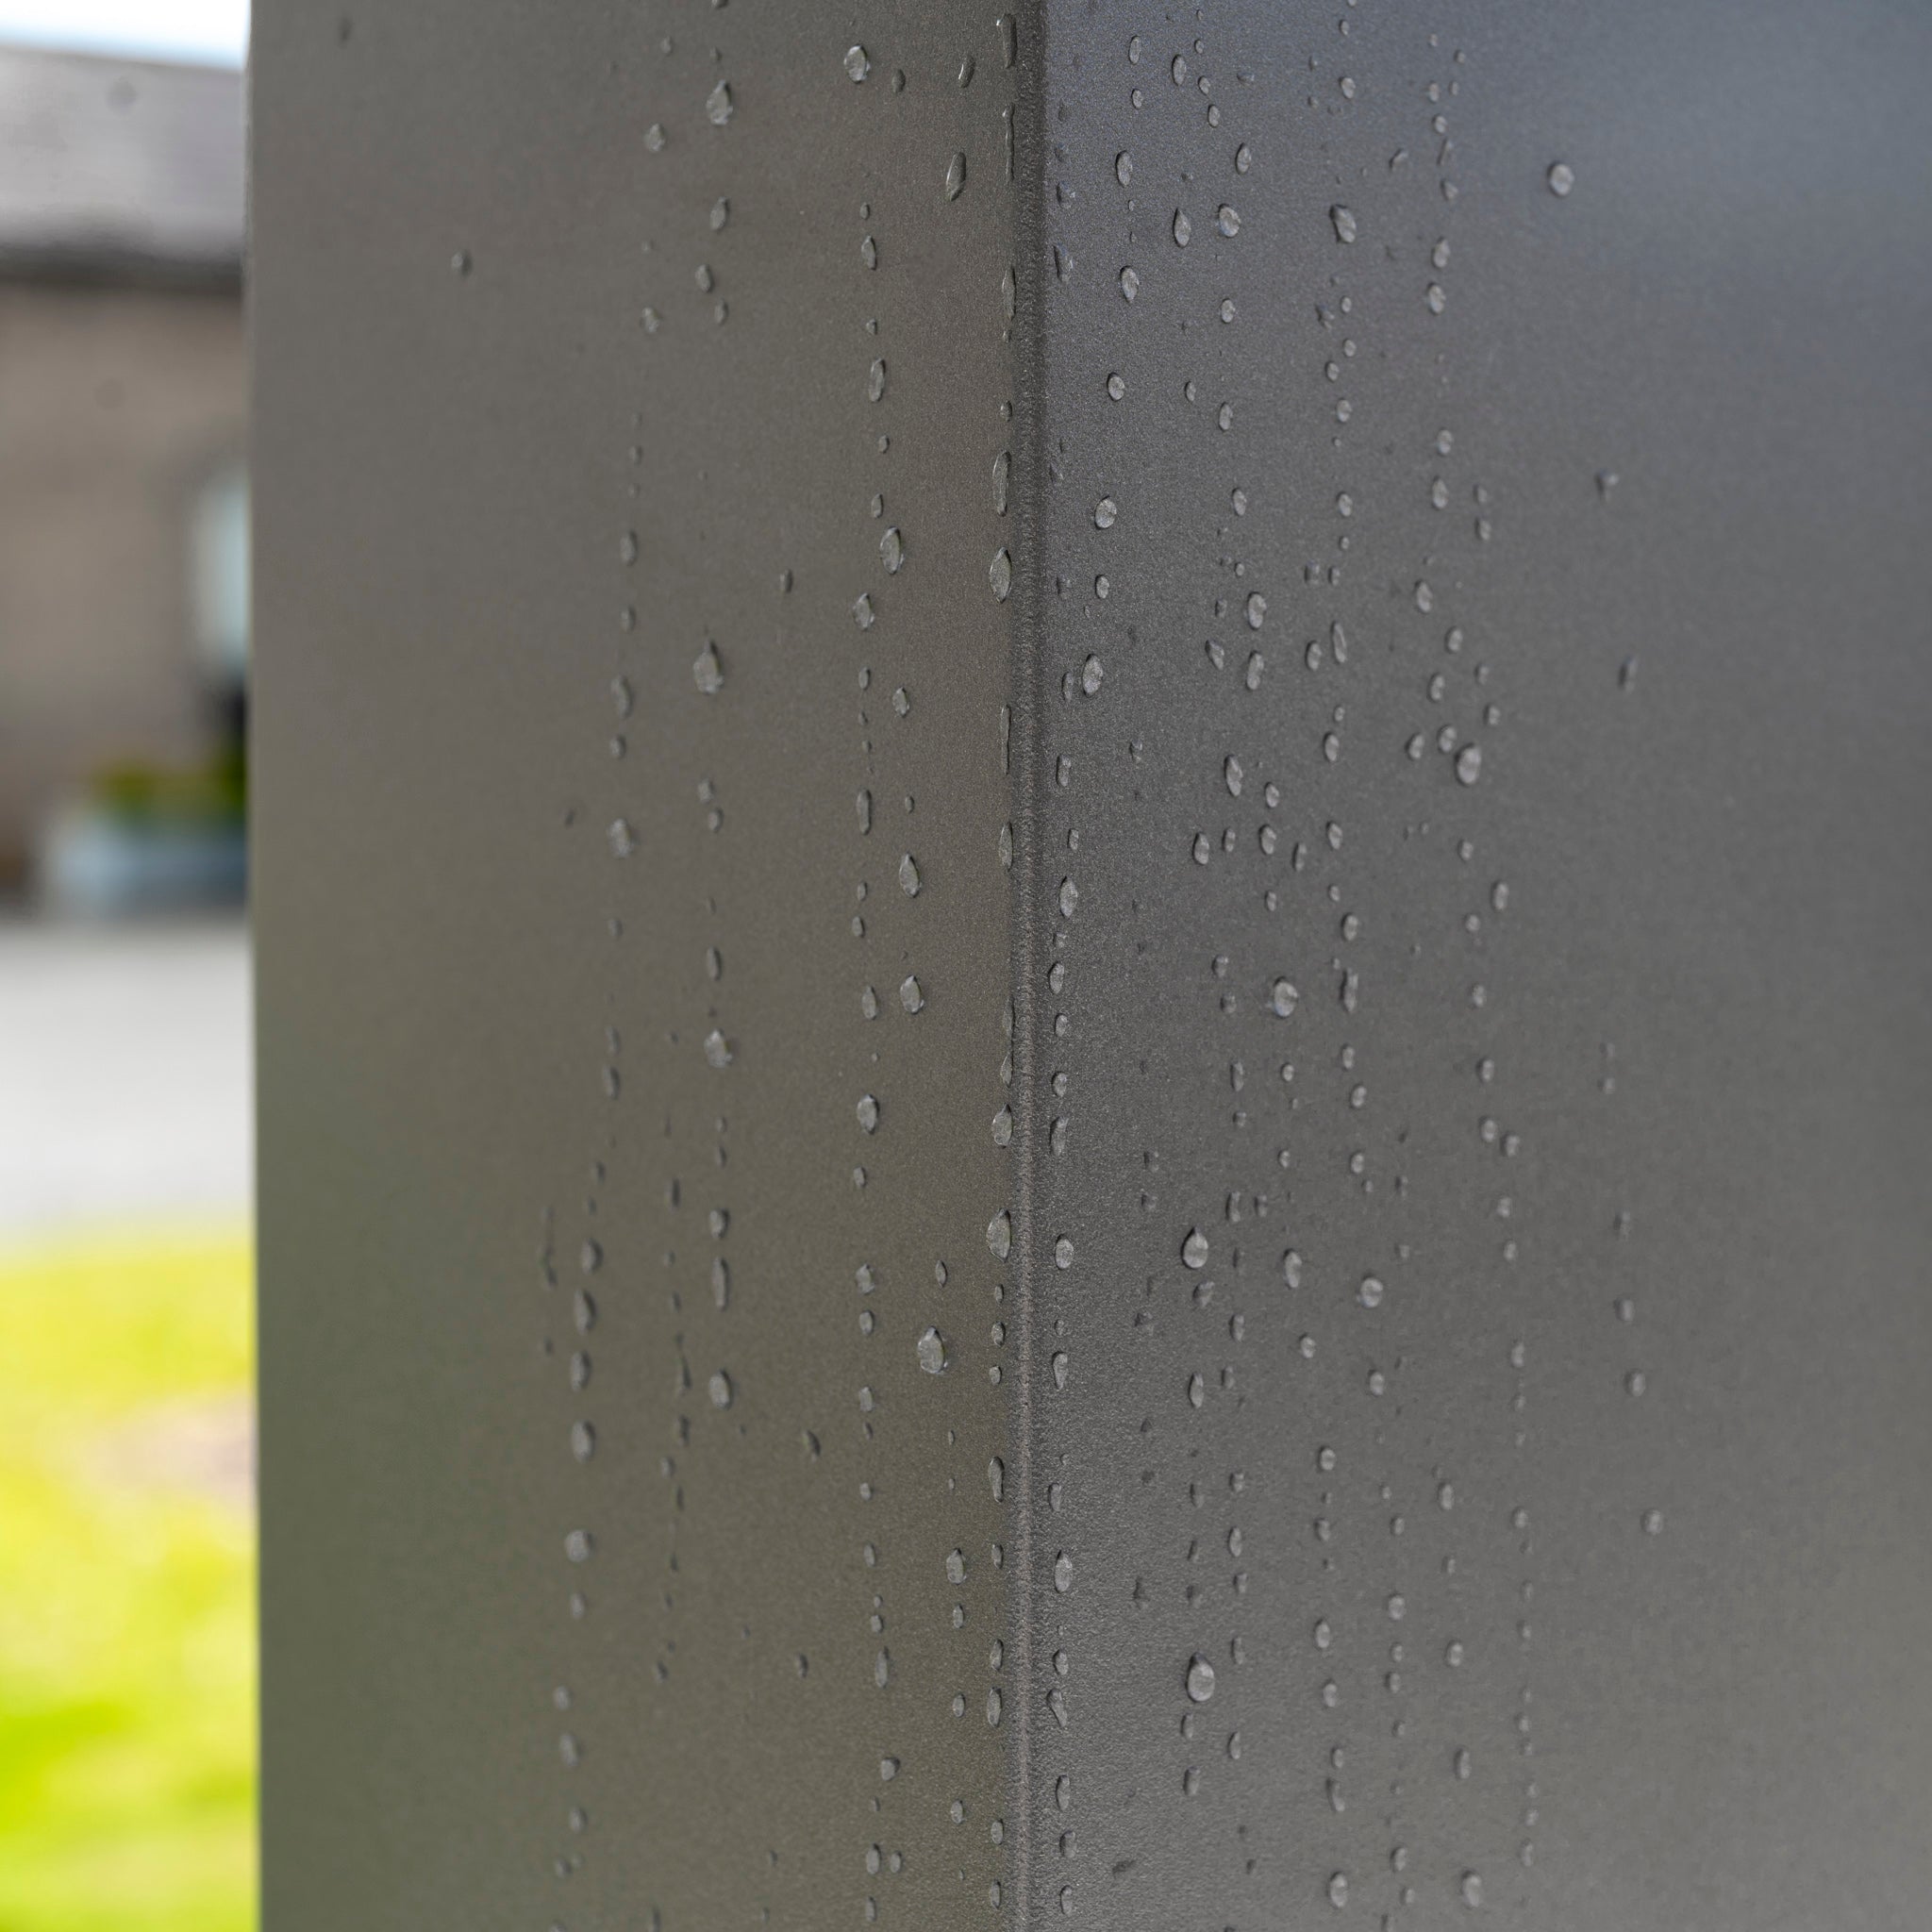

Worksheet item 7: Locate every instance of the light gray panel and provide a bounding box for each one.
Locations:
[256,6,1022,1924]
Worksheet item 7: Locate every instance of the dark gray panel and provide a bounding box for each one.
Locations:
[256,4,1932,1928]
[1025,5,1932,1927]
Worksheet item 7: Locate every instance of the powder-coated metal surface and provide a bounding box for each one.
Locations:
[255,4,1932,1926]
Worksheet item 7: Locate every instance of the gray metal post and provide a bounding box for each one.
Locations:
[255,4,1932,1925]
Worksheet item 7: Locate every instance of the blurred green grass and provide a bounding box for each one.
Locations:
[0,1229,254,1932]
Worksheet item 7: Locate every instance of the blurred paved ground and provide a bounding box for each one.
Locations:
[0,919,250,1241]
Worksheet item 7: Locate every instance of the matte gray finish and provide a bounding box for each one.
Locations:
[255,4,1932,1926]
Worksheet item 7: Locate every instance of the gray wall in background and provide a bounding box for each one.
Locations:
[253,4,1932,1926]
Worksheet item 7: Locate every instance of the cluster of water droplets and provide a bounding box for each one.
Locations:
[498,5,1656,1924]
[999,12,1657,1922]
[524,16,1024,1923]
[836,15,1029,1927]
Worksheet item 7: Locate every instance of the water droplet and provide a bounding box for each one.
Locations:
[1329,205,1357,243]
[1328,1873,1349,1909]
[918,1326,949,1374]
[705,80,733,125]
[1271,978,1299,1018]
[899,974,924,1012]
[608,819,636,858]
[1053,1551,1074,1592]
[1547,160,1574,196]
[899,854,922,895]
[868,358,888,403]
[988,1210,1012,1259]
[1094,496,1118,529]
[1186,1655,1217,1703]
[944,151,967,201]
[708,1370,734,1409]
[1358,1275,1385,1308]
[703,1029,733,1069]
[989,1457,1006,1501]
[990,548,1012,599]
[880,525,904,573]
[857,1092,880,1133]
[1461,1872,1485,1908]
[1215,204,1241,237]
[1455,743,1483,785]
[844,44,872,82]
[570,1421,595,1462]
[1244,592,1266,629]
[1119,265,1141,301]
[1182,1228,1209,1270]
[1173,208,1193,246]
[693,642,724,694]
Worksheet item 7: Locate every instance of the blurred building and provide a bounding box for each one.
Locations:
[0,44,245,901]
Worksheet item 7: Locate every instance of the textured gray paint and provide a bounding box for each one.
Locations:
[255,4,1932,1926]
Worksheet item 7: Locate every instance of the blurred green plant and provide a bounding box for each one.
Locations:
[88,743,246,829]
[0,1230,254,1932]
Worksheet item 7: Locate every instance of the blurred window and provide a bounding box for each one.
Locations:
[191,460,247,682]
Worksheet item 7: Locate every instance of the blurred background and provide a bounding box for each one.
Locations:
[0,3,253,1927]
